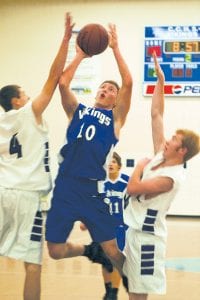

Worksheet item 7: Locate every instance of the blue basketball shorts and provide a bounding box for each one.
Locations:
[45,176,118,243]
[116,224,128,251]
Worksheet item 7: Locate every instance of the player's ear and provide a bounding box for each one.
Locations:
[180,146,188,158]
[11,97,21,109]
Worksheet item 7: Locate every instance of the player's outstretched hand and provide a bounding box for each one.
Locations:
[64,12,75,41]
[152,51,165,84]
[108,23,118,50]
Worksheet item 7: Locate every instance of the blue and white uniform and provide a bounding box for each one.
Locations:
[0,102,51,264]
[104,173,129,250]
[123,152,185,294]
[46,103,118,243]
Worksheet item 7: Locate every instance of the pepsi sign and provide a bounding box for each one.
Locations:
[144,83,200,96]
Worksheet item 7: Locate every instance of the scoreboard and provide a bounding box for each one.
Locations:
[143,26,200,96]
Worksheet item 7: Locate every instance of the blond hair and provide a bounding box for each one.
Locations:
[176,129,200,161]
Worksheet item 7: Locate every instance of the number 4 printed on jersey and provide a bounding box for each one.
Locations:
[9,133,22,158]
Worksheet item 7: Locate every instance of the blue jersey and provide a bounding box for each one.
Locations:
[105,173,129,224]
[104,173,129,250]
[58,103,118,180]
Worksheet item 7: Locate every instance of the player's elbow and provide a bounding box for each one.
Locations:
[59,75,65,88]
[151,107,160,120]
[127,183,139,196]
[59,74,70,90]
[123,76,133,90]
[128,76,133,87]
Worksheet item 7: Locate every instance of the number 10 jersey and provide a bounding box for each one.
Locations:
[58,103,118,180]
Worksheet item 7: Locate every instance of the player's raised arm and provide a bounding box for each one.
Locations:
[109,24,133,137]
[32,12,74,122]
[59,45,88,121]
[127,158,173,198]
[151,51,166,154]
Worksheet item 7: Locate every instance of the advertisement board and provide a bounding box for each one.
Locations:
[144,26,200,96]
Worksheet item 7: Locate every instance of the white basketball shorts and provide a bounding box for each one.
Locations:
[123,227,166,294]
[0,187,44,264]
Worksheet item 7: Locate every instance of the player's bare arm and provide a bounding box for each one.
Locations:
[59,44,89,121]
[32,13,74,123]
[127,158,174,197]
[151,51,166,154]
[108,24,133,137]
[59,45,87,120]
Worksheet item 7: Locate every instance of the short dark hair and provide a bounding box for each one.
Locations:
[100,80,120,92]
[0,85,20,111]
[113,151,122,167]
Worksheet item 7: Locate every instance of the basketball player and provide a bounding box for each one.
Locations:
[123,52,200,300]
[45,23,133,275]
[80,152,129,300]
[102,152,129,300]
[0,13,74,300]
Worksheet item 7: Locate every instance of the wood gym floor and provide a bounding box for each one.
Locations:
[0,217,200,300]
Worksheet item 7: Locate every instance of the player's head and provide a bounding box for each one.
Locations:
[176,129,200,162]
[0,85,29,112]
[164,129,199,163]
[108,151,122,177]
[101,80,120,92]
[94,80,120,110]
[113,151,122,167]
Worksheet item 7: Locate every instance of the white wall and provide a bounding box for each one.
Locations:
[0,0,200,215]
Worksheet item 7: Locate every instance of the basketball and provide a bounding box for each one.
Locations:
[77,23,109,56]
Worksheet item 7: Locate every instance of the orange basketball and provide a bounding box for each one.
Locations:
[77,23,109,56]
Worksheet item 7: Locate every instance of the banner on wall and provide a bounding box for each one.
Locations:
[143,26,200,96]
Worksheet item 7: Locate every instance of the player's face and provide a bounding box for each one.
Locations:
[17,88,30,108]
[108,158,120,176]
[94,82,118,109]
[163,133,184,159]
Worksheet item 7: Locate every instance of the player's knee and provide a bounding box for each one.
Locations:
[47,242,63,260]
[48,248,62,260]
[24,262,41,275]
[106,249,119,262]
[102,242,119,261]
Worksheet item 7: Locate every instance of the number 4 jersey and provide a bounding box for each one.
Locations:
[58,103,118,180]
[0,102,52,194]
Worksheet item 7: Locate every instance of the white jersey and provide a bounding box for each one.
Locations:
[0,101,52,194]
[124,151,185,240]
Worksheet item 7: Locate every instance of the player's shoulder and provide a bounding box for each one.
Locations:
[120,173,129,183]
[79,103,86,109]
[72,103,87,119]
[0,102,32,122]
